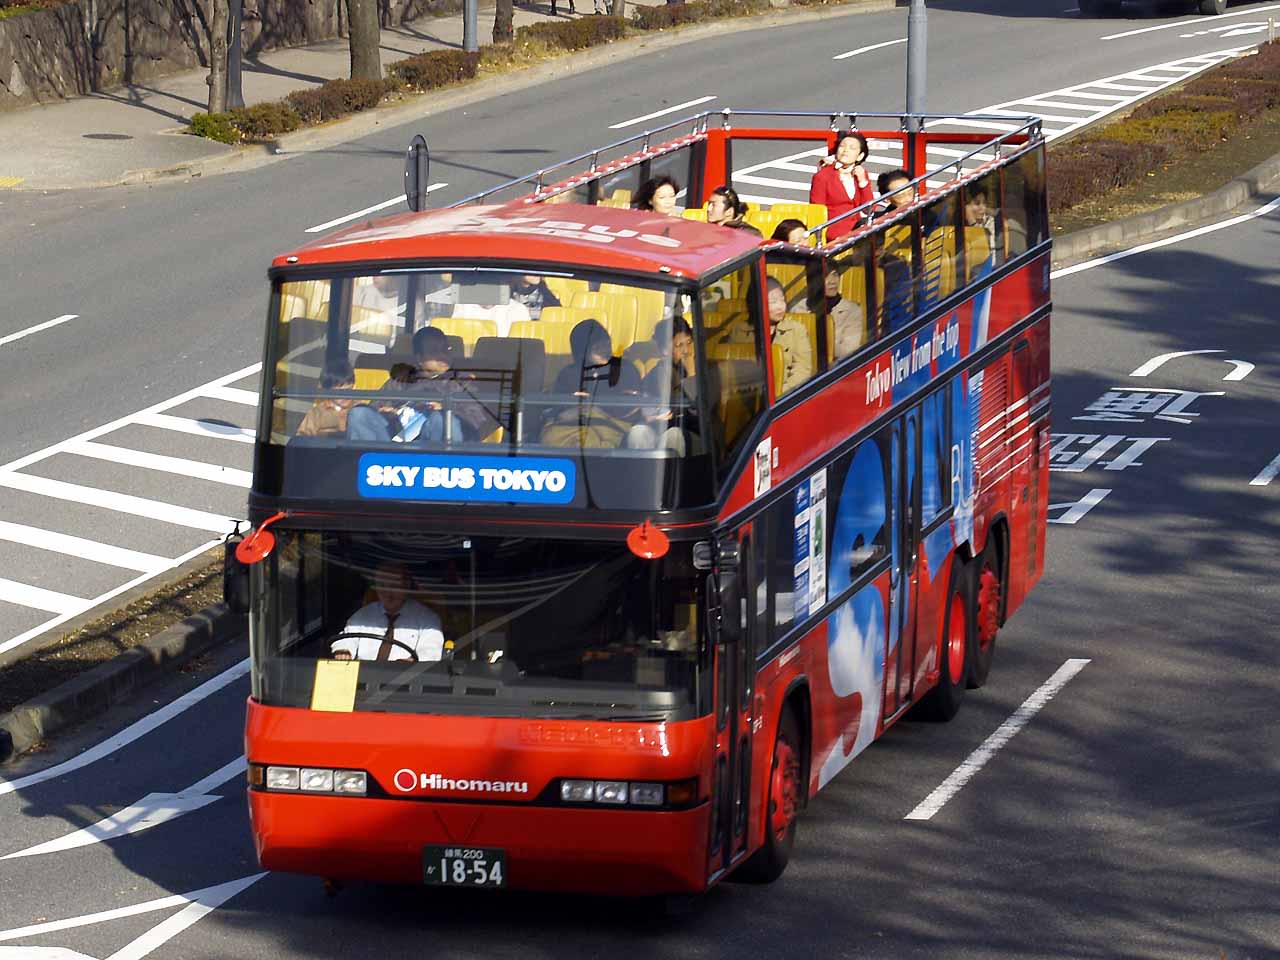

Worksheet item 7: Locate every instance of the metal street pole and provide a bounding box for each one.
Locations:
[462,0,478,53]
[905,0,926,133]
[227,0,245,109]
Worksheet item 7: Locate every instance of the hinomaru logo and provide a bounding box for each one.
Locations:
[393,769,530,795]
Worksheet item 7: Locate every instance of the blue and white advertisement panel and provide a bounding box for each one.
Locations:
[357,454,577,505]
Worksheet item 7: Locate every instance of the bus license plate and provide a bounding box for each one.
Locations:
[423,845,506,888]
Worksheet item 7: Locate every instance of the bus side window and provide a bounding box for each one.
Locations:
[963,171,1004,280]
[918,193,961,309]
[1001,148,1048,257]
[826,238,873,363]
[699,262,767,483]
[920,387,951,526]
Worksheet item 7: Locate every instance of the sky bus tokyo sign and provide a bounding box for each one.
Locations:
[451,214,682,248]
[394,770,531,795]
[357,454,576,504]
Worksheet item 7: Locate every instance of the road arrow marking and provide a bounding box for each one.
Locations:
[3,758,246,859]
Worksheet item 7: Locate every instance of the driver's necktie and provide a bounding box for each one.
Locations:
[375,612,401,661]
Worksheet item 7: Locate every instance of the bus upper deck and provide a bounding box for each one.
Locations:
[257,110,1048,523]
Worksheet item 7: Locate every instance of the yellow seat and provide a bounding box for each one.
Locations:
[769,202,829,230]
[771,342,785,398]
[597,197,629,209]
[542,276,589,305]
[921,225,956,300]
[964,225,993,280]
[599,284,667,343]
[511,317,575,357]
[766,262,809,309]
[608,188,632,204]
[570,292,640,352]
[682,208,708,222]
[883,223,914,263]
[706,340,758,362]
[279,292,309,322]
[744,209,783,237]
[428,317,497,355]
[354,367,390,391]
[348,304,403,346]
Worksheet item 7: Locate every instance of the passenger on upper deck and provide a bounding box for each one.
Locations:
[767,277,813,395]
[812,264,866,360]
[810,131,873,242]
[964,187,1000,267]
[353,274,406,317]
[772,219,809,245]
[297,361,357,437]
[626,317,705,457]
[705,185,749,228]
[542,319,642,448]
[634,176,681,217]
[508,275,561,319]
[332,561,445,663]
[876,168,914,217]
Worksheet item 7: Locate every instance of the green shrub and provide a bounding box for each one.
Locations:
[632,0,767,30]
[1185,78,1280,119]
[286,77,393,123]
[189,112,240,144]
[388,49,480,90]
[1106,109,1238,147]
[1048,139,1171,214]
[227,101,303,141]
[515,15,626,51]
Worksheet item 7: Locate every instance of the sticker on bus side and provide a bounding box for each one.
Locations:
[357,454,576,504]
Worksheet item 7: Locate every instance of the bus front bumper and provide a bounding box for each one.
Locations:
[248,790,712,895]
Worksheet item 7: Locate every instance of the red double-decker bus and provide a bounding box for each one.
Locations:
[234,109,1051,895]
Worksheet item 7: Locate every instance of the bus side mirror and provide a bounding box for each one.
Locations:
[224,535,250,615]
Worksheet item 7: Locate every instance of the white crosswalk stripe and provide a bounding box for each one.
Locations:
[0,364,261,658]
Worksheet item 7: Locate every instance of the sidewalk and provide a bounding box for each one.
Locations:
[0,1,645,191]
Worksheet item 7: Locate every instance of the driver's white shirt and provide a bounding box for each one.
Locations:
[333,599,444,662]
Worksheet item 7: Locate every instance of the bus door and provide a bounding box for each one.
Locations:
[885,406,924,718]
[707,529,757,876]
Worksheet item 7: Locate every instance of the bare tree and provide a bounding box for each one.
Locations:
[207,0,229,112]
[347,0,382,81]
[610,0,624,15]
[493,0,513,43]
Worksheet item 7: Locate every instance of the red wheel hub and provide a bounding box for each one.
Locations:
[769,736,799,843]
[977,564,1001,650]
[947,592,967,682]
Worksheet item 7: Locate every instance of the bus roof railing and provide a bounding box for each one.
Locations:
[448,109,1044,246]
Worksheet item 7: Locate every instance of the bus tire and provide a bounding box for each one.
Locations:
[1198,0,1225,13]
[733,707,802,884]
[968,541,1001,689]
[918,560,972,721]
[1078,0,1120,14]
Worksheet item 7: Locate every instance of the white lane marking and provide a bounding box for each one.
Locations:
[1222,359,1254,382]
[1101,3,1280,39]
[304,181,448,233]
[0,315,78,349]
[131,412,256,443]
[0,473,237,534]
[832,37,906,60]
[0,577,85,615]
[65,440,253,488]
[904,659,1091,821]
[1048,489,1111,525]
[1052,195,1280,280]
[1017,98,1103,112]
[0,520,168,573]
[0,873,266,958]
[1130,349,1224,377]
[3,757,246,859]
[608,96,717,129]
[200,385,260,406]
[1250,454,1280,487]
[0,658,249,796]
[0,949,95,958]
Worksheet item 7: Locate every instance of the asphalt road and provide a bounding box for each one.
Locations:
[1,0,1277,654]
[1,199,1277,957]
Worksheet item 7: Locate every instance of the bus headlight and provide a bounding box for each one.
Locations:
[560,779,596,803]
[333,770,368,795]
[594,780,628,804]
[300,768,335,792]
[266,766,300,790]
[629,783,664,806]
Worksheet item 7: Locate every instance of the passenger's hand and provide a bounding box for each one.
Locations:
[853,165,869,187]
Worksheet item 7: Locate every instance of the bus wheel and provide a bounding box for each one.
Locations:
[969,545,1001,689]
[1078,0,1120,14]
[918,562,972,721]
[734,708,802,884]
[1198,0,1225,13]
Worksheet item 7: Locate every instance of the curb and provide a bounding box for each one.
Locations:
[1051,148,1280,269]
[0,602,246,764]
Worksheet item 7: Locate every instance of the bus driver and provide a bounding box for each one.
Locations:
[331,561,445,662]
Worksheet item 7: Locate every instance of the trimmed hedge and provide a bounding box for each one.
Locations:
[286,77,394,123]
[189,112,240,144]
[515,15,626,50]
[1049,140,1172,214]
[228,101,304,140]
[388,49,480,90]
[632,0,768,29]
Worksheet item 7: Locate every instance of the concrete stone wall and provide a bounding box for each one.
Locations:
[0,0,459,112]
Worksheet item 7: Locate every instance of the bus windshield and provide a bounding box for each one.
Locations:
[250,529,708,720]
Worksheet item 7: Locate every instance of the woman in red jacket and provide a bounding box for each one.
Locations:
[809,131,873,242]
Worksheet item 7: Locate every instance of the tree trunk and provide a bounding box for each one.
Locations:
[493,0,513,44]
[207,0,229,113]
[346,0,383,81]
[609,0,624,15]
